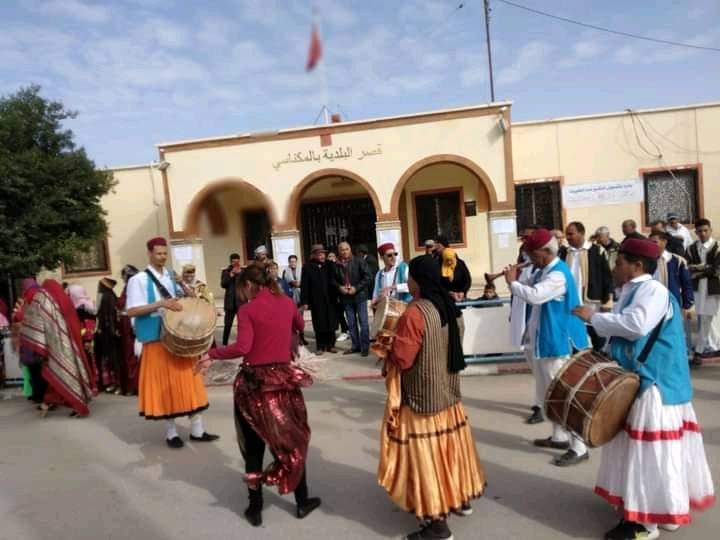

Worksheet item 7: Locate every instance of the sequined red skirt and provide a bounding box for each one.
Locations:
[233,363,313,494]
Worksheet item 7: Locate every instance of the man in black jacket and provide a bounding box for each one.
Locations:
[301,244,338,354]
[334,241,372,356]
[650,220,685,256]
[357,244,379,299]
[561,222,614,350]
[220,253,242,345]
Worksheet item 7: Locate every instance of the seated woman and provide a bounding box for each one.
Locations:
[20,279,96,417]
[377,255,485,540]
[199,263,321,528]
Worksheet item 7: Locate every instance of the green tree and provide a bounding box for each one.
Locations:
[0,85,115,276]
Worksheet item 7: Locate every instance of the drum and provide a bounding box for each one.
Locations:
[161,297,216,357]
[544,350,640,448]
[370,296,408,339]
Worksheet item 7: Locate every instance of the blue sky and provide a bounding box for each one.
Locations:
[1,0,719,167]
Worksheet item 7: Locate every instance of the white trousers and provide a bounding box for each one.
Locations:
[533,354,588,456]
[695,314,720,353]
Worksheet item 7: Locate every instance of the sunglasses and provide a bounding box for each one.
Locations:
[384,252,398,257]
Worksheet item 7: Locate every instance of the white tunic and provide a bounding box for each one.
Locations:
[666,224,693,250]
[693,240,720,316]
[126,266,178,313]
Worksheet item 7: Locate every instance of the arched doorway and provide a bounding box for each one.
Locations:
[394,156,496,290]
[184,178,276,298]
[287,169,382,258]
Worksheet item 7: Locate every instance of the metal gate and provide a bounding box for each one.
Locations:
[301,198,377,257]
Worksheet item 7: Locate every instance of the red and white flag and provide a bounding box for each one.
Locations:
[306,24,323,71]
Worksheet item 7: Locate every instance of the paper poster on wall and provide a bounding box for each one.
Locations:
[172,245,193,263]
[497,233,511,249]
[377,229,400,247]
[274,238,296,267]
[491,218,516,235]
[563,180,643,209]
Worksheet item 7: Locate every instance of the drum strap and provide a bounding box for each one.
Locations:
[145,269,173,300]
[636,311,665,364]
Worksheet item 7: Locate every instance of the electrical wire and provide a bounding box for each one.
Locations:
[497,0,720,52]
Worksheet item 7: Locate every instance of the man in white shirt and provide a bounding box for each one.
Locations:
[505,229,590,467]
[371,243,411,306]
[126,237,219,448]
[686,218,720,365]
[666,212,694,251]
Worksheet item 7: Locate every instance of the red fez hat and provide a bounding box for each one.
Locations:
[377,243,395,255]
[523,228,553,252]
[620,238,660,259]
[146,236,168,251]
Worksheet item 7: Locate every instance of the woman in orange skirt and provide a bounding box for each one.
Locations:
[377,255,485,540]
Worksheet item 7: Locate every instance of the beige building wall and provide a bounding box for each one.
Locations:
[58,165,168,296]
[513,103,720,241]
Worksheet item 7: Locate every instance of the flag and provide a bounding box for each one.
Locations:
[306,24,322,72]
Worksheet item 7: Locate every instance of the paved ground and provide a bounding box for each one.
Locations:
[1,367,718,540]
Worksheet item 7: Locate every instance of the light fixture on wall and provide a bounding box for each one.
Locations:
[152,160,170,171]
[497,116,507,133]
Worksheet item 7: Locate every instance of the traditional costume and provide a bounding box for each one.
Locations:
[509,229,590,466]
[686,238,720,355]
[117,265,140,395]
[372,243,412,304]
[378,255,484,540]
[590,238,714,539]
[16,278,47,403]
[208,280,321,527]
[20,279,96,416]
[126,237,216,448]
[94,278,121,393]
[300,244,338,353]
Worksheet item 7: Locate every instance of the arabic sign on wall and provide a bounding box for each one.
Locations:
[273,145,384,170]
[562,180,644,209]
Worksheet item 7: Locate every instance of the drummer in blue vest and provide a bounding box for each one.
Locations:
[574,238,714,540]
[371,243,412,307]
[504,228,591,467]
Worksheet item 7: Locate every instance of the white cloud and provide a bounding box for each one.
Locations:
[144,19,190,49]
[613,28,720,66]
[37,0,111,24]
[558,40,605,68]
[497,41,554,85]
[231,41,277,71]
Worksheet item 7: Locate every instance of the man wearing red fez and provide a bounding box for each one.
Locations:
[574,238,714,540]
[504,229,591,466]
[126,236,219,448]
[371,243,412,307]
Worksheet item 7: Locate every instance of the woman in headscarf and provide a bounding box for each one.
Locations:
[377,255,485,540]
[117,265,140,395]
[20,279,96,417]
[14,278,45,403]
[94,278,121,393]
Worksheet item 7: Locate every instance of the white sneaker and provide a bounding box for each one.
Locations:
[337,333,349,342]
[660,524,680,532]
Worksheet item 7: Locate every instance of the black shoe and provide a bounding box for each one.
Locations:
[343,349,360,355]
[526,406,544,424]
[405,519,453,540]
[166,436,184,449]
[245,488,263,527]
[361,350,369,357]
[451,502,473,517]
[533,437,570,450]
[604,519,659,540]
[690,354,703,368]
[296,497,321,519]
[553,449,589,467]
[189,432,220,442]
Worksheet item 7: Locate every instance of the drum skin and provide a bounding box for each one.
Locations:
[161,297,216,357]
[370,297,408,339]
[545,350,640,448]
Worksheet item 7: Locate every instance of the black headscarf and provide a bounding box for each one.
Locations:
[408,255,466,373]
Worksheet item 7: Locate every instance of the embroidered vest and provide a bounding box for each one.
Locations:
[134,270,178,343]
[401,300,461,414]
[535,260,589,359]
[610,284,692,405]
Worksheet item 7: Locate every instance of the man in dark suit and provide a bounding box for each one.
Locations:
[220,253,241,345]
[357,244,378,299]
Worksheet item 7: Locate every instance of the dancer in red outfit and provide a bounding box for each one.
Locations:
[201,263,321,528]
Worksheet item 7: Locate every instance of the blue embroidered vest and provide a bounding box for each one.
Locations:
[134,271,178,343]
[610,284,692,405]
[535,260,589,359]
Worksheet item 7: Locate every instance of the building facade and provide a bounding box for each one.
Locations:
[60,100,720,303]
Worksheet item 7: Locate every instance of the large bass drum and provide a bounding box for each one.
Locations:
[369,296,408,359]
[161,297,216,357]
[544,350,640,448]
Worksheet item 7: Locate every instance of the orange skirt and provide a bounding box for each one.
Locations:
[378,365,485,519]
[138,341,209,420]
